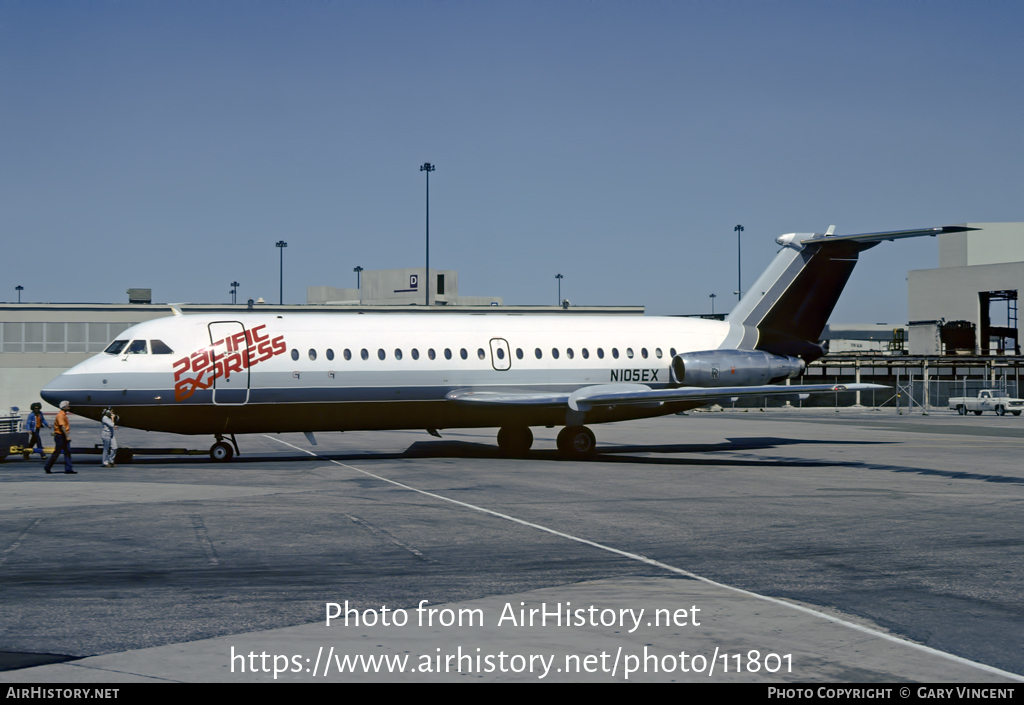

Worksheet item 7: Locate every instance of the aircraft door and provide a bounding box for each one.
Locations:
[209,321,250,405]
[489,338,511,371]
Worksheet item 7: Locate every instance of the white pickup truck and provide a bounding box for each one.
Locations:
[948,390,1024,416]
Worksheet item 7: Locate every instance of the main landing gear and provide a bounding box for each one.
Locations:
[556,425,597,459]
[210,434,240,462]
[497,426,533,457]
[495,425,598,459]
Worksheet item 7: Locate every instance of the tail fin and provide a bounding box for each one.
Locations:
[727,225,978,361]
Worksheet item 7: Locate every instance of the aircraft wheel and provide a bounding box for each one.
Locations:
[497,426,533,456]
[556,426,596,459]
[973,410,983,416]
[996,405,1006,416]
[210,441,234,462]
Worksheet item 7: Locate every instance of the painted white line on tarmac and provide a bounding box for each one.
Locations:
[265,434,1024,682]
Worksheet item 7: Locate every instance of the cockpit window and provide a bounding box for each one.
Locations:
[150,340,174,354]
[105,340,129,355]
[127,340,148,354]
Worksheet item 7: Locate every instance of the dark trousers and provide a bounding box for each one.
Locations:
[45,435,73,473]
[28,431,44,454]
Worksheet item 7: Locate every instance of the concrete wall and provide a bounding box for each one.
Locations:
[911,223,1024,354]
[358,269,457,305]
[908,262,1024,353]
[309,269,460,306]
[452,296,503,306]
[307,286,360,305]
[309,268,502,306]
[909,262,1024,322]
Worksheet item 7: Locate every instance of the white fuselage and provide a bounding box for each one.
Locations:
[42,312,736,435]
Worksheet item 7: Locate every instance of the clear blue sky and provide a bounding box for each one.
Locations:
[3,1,1021,321]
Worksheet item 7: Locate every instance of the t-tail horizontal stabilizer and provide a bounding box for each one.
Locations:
[728,225,978,361]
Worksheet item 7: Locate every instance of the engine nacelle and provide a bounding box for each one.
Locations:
[670,350,805,387]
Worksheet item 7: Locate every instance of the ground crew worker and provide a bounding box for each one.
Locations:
[25,402,50,460]
[101,408,118,467]
[44,401,76,475]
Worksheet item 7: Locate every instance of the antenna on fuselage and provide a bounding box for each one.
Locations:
[169,304,184,316]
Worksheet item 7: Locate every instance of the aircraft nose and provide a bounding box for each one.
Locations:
[40,372,75,408]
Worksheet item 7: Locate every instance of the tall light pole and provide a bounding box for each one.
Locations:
[353,266,363,290]
[276,241,287,305]
[420,162,435,306]
[15,285,23,303]
[734,224,744,301]
[230,281,239,305]
[555,273,563,305]
[709,292,716,314]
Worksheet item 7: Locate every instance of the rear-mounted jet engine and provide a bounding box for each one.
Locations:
[670,350,805,387]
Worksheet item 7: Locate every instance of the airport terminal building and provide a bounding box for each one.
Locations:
[908,222,1024,356]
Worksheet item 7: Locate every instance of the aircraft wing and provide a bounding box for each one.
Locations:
[447,382,887,411]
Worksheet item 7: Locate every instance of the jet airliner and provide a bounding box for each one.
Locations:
[41,225,975,461]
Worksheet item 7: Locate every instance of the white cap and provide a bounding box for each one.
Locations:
[59,401,70,409]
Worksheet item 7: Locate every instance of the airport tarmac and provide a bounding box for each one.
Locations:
[1,407,1023,683]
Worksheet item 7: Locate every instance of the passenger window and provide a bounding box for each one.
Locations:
[105,340,129,355]
[477,348,486,360]
[516,348,523,359]
[582,348,589,359]
[566,348,574,359]
[612,348,619,359]
[361,349,369,360]
[460,348,468,360]
[626,348,634,359]
[552,348,560,359]
[641,348,648,359]
[535,348,543,359]
[429,348,436,360]
[291,349,299,361]
[150,340,174,354]
[444,348,452,360]
[378,349,386,360]
[670,348,677,357]
[411,348,420,360]
[597,348,604,359]
[496,347,505,360]
[327,349,335,361]
[655,348,662,359]
[127,340,148,354]
[395,348,403,360]
[344,349,352,361]
[309,349,317,361]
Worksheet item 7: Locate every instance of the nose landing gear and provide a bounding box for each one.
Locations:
[210,434,240,462]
